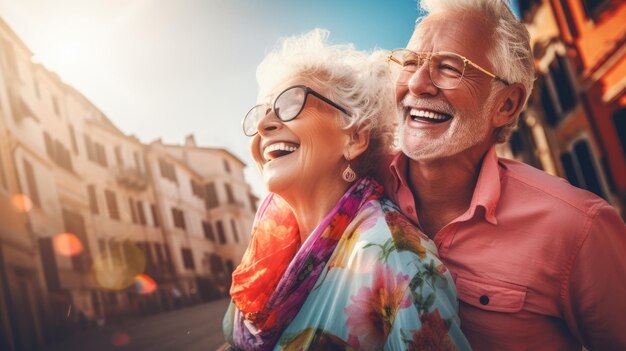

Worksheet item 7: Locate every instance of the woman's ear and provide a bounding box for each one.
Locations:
[345,127,370,160]
[492,83,527,128]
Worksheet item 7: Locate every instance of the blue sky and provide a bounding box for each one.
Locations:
[0,0,518,197]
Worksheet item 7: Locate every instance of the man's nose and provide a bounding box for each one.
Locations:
[407,61,438,96]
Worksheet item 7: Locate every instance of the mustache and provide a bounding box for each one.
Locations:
[400,95,456,116]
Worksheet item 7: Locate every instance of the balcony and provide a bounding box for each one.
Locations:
[114,166,148,191]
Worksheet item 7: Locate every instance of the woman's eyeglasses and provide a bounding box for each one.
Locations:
[243,85,350,137]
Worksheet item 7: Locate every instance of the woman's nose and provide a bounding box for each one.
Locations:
[256,109,283,136]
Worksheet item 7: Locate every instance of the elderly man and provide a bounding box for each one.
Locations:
[382,0,626,350]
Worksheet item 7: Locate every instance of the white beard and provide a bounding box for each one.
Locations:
[399,90,497,162]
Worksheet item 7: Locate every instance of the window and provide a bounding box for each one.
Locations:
[84,135,95,161]
[205,182,219,209]
[128,198,138,224]
[190,179,205,198]
[223,159,231,173]
[136,200,146,225]
[225,183,235,204]
[573,140,606,199]
[43,132,73,172]
[210,254,225,275]
[540,80,559,127]
[105,189,120,220]
[559,139,607,200]
[87,185,99,214]
[548,55,576,117]
[614,109,626,160]
[68,125,78,154]
[23,159,41,207]
[84,136,108,167]
[581,0,610,19]
[202,221,215,242]
[560,153,580,188]
[216,221,226,244]
[95,143,108,167]
[38,238,60,291]
[62,209,90,273]
[154,243,165,264]
[151,204,160,227]
[171,207,186,230]
[158,159,177,182]
[230,219,239,243]
[115,146,123,166]
[133,152,142,172]
[181,248,195,270]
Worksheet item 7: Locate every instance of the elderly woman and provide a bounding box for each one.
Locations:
[223,29,470,351]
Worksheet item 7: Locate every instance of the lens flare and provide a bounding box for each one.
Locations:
[111,331,130,347]
[134,274,157,295]
[93,241,146,291]
[53,233,83,257]
[11,194,33,213]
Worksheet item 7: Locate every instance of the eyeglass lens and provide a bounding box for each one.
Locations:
[243,86,307,136]
[392,50,466,89]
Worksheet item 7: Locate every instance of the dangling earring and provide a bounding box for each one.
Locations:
[342,151,357,183]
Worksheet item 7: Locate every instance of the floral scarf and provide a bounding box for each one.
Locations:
[229,177,383,350]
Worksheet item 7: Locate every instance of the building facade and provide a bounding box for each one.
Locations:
[0,17,256,351]
[509,0,626,218]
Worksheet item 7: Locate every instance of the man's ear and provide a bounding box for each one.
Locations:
[493,83,527,128]
[345,127,370,160]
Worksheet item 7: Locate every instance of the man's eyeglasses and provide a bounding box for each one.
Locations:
[243,85,350,137]
[388,49,511,89]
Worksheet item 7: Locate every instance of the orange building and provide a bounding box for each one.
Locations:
[513,0,626,218]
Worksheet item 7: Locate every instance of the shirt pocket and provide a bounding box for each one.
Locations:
[455,274,527,313]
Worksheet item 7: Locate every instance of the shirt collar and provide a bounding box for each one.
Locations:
[388,152,409,194]
[388,146,502,225]
[464,146,501,225]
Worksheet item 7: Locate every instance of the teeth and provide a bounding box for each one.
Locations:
[409,109,448,120]
[265,143,298,153]
[263,142,299,159]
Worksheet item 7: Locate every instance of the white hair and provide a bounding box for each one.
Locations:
[256,29,396,176]
[418,0,535,143]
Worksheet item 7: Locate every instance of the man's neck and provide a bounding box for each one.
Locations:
[407,152,487,239]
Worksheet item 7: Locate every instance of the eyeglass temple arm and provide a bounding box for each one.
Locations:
[465,59,511,85]
[308,90,351,116]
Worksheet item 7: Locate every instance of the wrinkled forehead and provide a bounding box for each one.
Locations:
[409,11,494,60]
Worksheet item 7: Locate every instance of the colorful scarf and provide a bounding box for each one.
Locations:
[229,177,383,350]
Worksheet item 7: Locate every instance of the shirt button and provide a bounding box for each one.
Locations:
[479,295,490,305]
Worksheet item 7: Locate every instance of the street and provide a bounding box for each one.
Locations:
[43,298,231,351]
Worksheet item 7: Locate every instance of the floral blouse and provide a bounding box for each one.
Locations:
[224,178,470,350]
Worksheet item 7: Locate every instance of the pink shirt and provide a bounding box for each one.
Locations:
[382,147,626,351]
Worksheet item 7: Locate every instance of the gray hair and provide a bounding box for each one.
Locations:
[418,0,535,143]
[256,29,396,177]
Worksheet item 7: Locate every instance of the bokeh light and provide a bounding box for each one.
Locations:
[111,331,131,347]
[134,274,157,295]
[93,241,146,291]
[53,233,83,257]
[11,193,33,213]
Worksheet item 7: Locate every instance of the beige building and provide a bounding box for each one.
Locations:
[148,135,257,302]
[0,16,255,350]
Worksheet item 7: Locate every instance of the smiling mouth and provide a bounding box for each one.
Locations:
[409,108,452,124]
[263,142,300,161]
